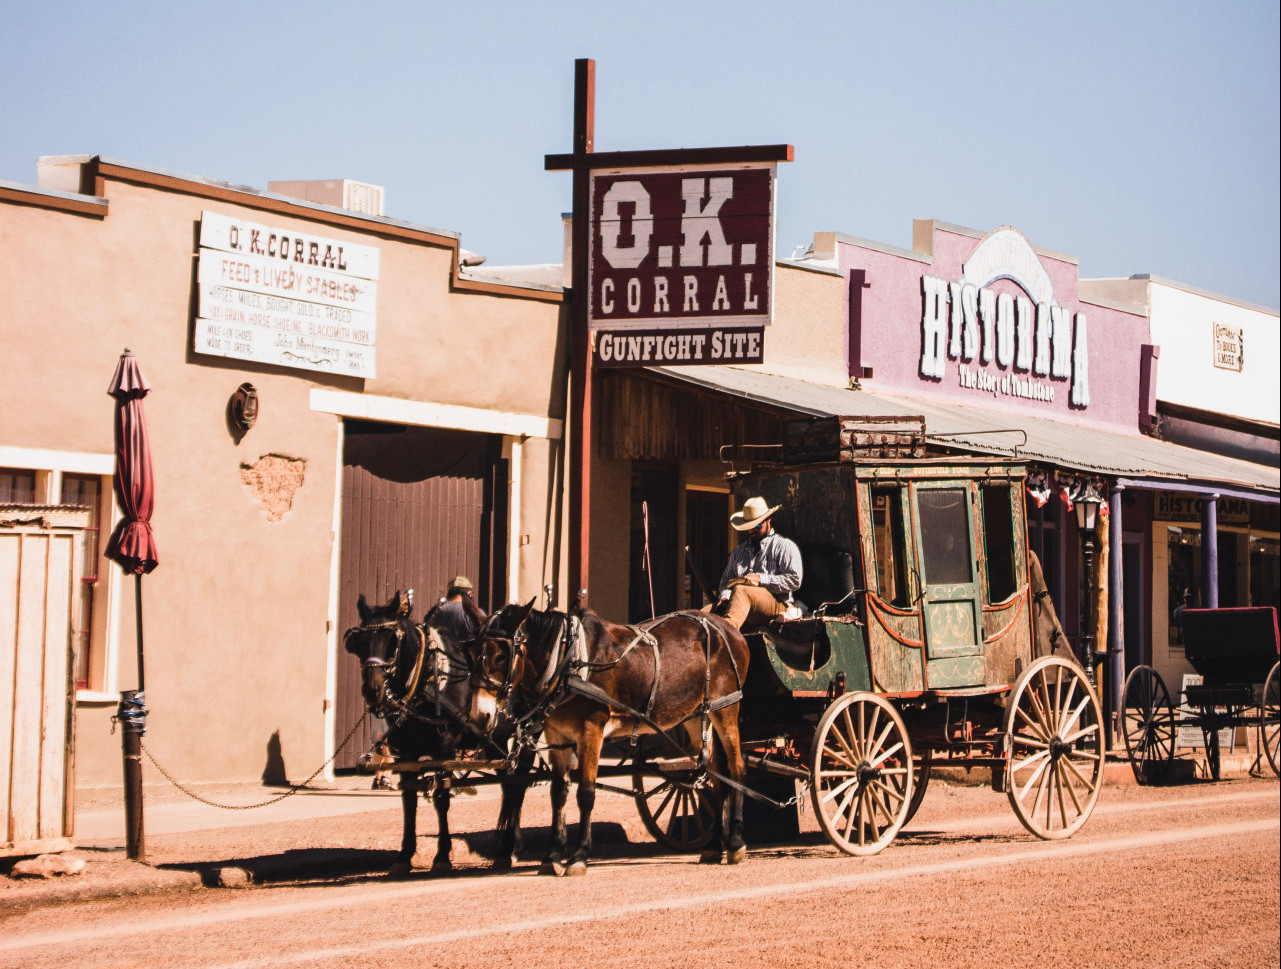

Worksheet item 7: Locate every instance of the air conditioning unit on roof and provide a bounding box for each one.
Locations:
[268,179,385,216]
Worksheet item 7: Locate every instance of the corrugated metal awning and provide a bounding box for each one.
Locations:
[650,365,1279,500]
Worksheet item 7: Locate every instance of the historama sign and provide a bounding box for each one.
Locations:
[588,164,778,367]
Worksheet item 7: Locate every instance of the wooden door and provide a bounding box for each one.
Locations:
[1,524,80,856]
[334,422,504,769]
[912,482,985,688]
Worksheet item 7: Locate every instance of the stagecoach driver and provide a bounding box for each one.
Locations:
[714,496,803,630]
[434,575,487,643]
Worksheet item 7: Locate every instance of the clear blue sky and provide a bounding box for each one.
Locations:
[4,1,1278,308]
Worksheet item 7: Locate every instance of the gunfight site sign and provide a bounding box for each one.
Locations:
[589,164,776,367]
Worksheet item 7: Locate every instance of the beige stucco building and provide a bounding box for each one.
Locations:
[2,156,568,797]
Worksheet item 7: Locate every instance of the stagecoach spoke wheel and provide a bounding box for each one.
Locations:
[1005,656,1104,840]
[1262,662,1281,778]
[1121,665,1176,784]
[632,750,719,852]
[809,692,913,856]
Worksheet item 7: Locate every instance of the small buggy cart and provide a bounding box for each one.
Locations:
[1120,606,1280,782]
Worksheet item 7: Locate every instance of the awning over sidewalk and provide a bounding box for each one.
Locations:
[651,365,1280,501]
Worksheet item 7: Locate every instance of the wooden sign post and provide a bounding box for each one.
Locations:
[547,58,791,607]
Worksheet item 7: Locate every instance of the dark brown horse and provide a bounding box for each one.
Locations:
[474,603,750,875]
[344,591,530,876]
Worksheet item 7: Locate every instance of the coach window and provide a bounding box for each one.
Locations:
[981,483,1017,603]
[872,486,910,607]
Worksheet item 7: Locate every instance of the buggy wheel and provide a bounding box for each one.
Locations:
[904,750,932,826]
[810,692,913,856]
[1121,665,1176,784]
[632,750,718,852]
[1005,656,1104,840]
[1261,662,1280,778]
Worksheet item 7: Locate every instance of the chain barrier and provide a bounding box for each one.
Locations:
[139,716,369,811]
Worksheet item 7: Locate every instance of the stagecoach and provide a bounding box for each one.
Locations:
[633,416,1104,855]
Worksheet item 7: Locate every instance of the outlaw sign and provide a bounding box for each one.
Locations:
[589,164,776,332]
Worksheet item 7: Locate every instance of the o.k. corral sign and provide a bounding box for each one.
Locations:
[589,163,777,368]
[194,211,380,377]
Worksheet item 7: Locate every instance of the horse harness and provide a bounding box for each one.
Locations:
[1032,589,1064,654]
[484,610,744,759]
[344,617,472,729]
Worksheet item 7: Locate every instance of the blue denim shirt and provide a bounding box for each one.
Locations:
[719,531,803,602]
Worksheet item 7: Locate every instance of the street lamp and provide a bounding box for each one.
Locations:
[1075,496,1102,688]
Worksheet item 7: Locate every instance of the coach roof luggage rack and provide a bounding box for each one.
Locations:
[782,415,927,464]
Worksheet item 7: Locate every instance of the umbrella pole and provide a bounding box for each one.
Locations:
[119,574,147,863]
[134,574,145,692]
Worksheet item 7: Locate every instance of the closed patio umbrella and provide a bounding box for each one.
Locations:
[104,348,158,862]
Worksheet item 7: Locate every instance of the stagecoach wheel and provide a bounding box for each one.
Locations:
[903,750,933,826]
[1121,665,1177,784]
[1004,656,1104,840]
[632,750,719,852]
[809,692,913,856]
[1262,662,1281,778]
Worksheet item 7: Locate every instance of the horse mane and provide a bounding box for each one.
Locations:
[521,607,570,656]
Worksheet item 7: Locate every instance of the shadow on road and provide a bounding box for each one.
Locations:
[158,821,707,888]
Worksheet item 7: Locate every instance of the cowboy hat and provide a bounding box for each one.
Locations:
[730,496,780,532]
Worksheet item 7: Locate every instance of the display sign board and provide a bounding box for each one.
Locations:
[1155,493,1250,525]
[194,211,380,377]
[919,227,1091,408]
[1176,673,1235,750]
[1213,322,1244,372]
[588,164,775,367]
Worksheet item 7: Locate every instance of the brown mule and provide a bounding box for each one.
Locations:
[475,603,750,875]
[343,591,531,877]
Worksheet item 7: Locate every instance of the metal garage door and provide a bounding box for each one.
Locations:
[333,421,506,769]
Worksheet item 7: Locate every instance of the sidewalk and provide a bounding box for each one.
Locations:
[2,775,415,912]
[74,777,411,846]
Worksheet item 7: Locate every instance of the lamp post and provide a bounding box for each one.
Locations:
[1075,497,1101,689]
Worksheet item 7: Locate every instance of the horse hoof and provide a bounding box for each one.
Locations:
[388,862,413,879]
[698,849,723,865]
[566,861,588,877]
[540,859,566,877]
[431,858,453,874]
[491,855,513,872]
[727,846,747,865]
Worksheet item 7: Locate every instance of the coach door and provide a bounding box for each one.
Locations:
[334,421,507,769]
[911,481,985,688]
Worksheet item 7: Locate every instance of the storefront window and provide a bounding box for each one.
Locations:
[0,468,36,503]
[1250,536,1280,610]
[61,474,102,688]
[1167,526,1199,646]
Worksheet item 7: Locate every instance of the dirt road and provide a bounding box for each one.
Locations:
[2,778,1276,968]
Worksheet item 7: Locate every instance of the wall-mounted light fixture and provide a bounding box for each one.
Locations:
[230,383,259,432]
